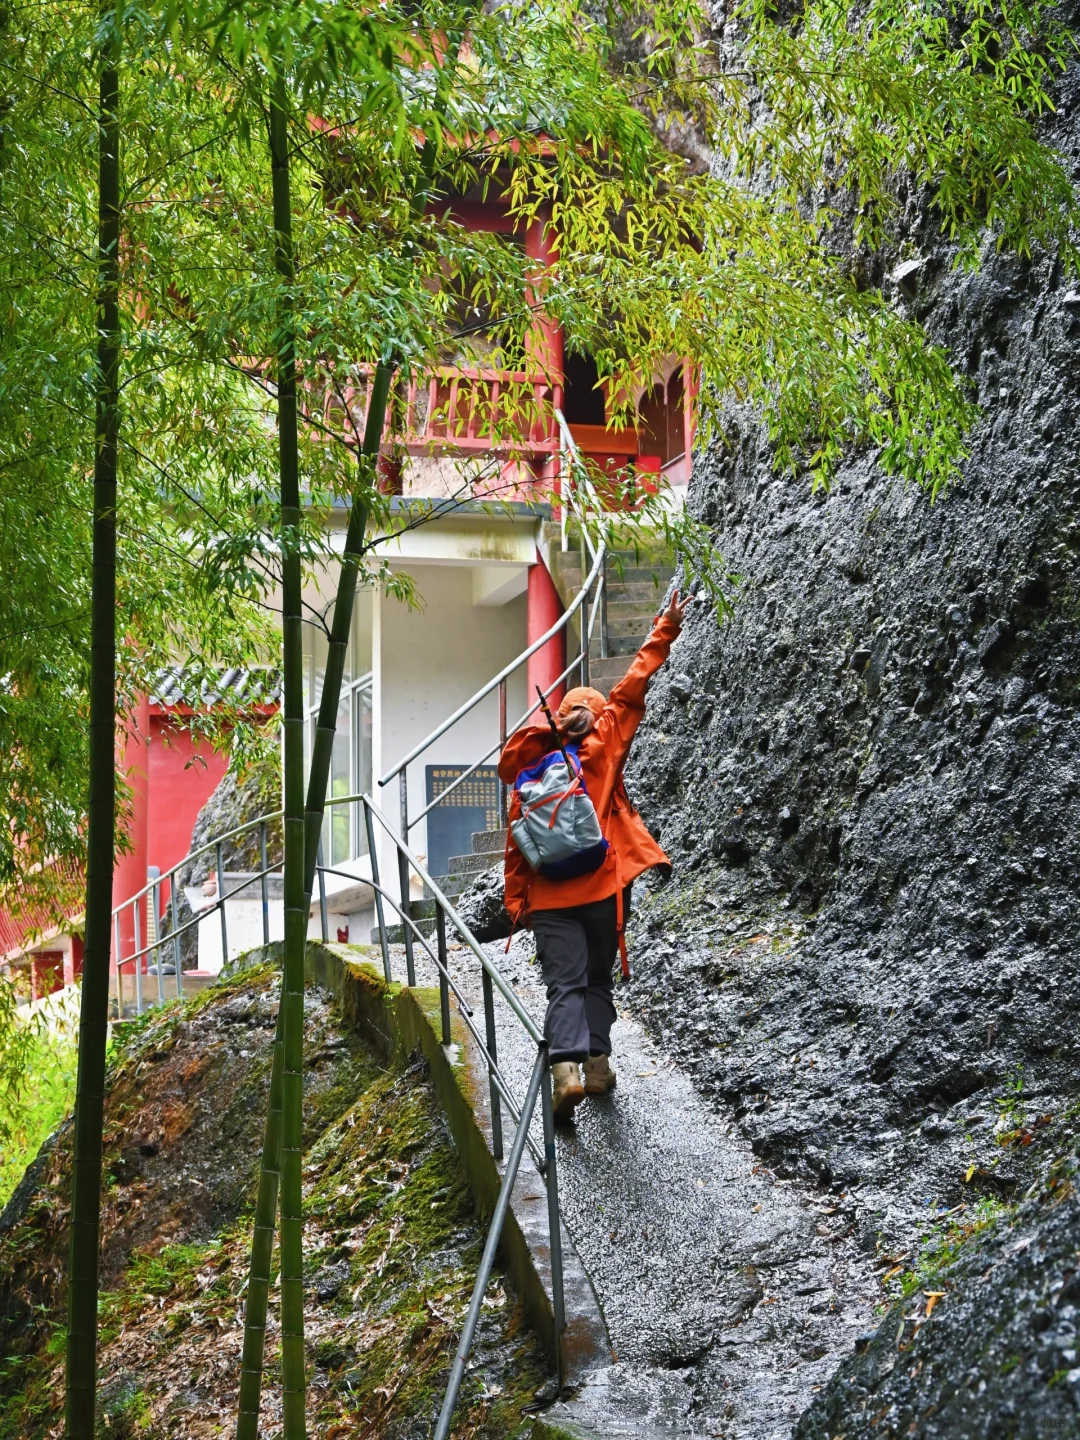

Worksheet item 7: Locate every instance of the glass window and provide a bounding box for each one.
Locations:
[330,690,351,865]
[352,586,373,678]
[353,681,373,855]
[312,626,329,708]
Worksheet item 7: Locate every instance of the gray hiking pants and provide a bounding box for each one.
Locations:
[530,886,631,1063]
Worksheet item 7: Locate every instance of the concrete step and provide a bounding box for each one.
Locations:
[560,570,673,599]
[471,827,507,854]
[447,851,495,878]
[583,657,632,695]
[605,567,676,588]
[604,616,653,641]
[371,923,435,946]
[426,875,469,901]
[603,635,647,657]
[605,587,669,610]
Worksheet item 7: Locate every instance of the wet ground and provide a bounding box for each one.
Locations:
[393,933,880,1439]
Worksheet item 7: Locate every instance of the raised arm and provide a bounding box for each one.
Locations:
[597,589,687,754]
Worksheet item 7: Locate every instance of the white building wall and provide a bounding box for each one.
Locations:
[375,562,528,872]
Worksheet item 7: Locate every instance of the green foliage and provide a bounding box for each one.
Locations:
[0,3,276,932]
[733,0,1079,265]
[0,985,79,1208]
[895,1193,1011,1300]
[1,0,1076,921]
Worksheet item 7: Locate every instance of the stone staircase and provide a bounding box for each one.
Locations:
[371,532,673,943]
[545,525,676,696]
[440,826,506,900]
[371,825,505,944]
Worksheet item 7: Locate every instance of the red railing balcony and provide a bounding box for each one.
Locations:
[336,365,564,459]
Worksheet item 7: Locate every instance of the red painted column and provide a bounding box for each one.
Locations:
[112,692,151,977]
[527,559,567,710]
[524,209,564,496]
[65,934,84,986]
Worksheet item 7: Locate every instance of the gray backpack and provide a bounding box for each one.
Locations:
[510,745,609,879]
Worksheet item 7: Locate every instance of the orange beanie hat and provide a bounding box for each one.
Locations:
[558,686,605,719]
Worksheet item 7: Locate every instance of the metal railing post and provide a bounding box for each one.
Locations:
[540,1055,567,1385]
[433,1049,546,1440]
[215,842,228,967]
[260,820,270,947]
[152,879,164,1005]
[364,801,392,982]
[133,900,143,1016]
[398,771,416,986]
[317,837,329,943]
[398,850,416,987]
[497,678,508,827]
[482,967,504,1161]
[436,907,451,1047]
[600,550,609,660]
[560,446,569,552]
[113,912,122,1018]
[579,527,590,687]
[172,888,183,999]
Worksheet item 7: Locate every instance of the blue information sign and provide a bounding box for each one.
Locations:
[424,766,500,879]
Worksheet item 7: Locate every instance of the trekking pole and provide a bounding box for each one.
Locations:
[535,685,573,772]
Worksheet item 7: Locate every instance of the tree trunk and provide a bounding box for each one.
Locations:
[64,6,120,1435]
[268,71,307,1440]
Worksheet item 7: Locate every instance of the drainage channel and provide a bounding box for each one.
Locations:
[392,935,878,1439]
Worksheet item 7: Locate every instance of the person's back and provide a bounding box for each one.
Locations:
[499,591,686,1119]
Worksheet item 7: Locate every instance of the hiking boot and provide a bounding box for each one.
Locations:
[583,1054,617,1095]
[551,1062,585,1122]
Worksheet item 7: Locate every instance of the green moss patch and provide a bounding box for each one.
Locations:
[0,969,546,1439]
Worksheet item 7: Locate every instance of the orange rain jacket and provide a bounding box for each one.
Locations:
[499,611,679,925]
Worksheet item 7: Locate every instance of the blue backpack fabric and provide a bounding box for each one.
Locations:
[509,745,609,880]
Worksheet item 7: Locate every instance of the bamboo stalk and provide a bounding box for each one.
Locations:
[65,5,120,1434]
[234,376,394,1440]
[236,29,465,1435]
[302,362,392,886]
[269,71,307,1440]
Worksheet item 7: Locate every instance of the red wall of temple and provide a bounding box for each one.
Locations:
[147,712,229,896]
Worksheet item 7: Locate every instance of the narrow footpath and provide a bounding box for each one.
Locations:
[398,933,879,1439]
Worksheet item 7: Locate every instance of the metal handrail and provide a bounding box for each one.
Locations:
[375,421,606,862]
[101,785,568,1426]
[318,792,565,1426]
[377,538,606,791]
[333,793,564,1430]
[113,808,283,914]
[434,1047,555,1440]
[405,555,608,831]
[115,865,279,972]
[110,811,282,1018]
[317,858,546,1176]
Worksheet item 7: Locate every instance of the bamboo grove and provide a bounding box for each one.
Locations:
[0,0,1078,1431]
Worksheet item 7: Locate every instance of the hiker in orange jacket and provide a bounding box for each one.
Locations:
[499,589,687,1120]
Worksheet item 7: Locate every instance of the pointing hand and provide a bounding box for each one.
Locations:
[664,588,688,633]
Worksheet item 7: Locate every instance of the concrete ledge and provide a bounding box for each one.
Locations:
[530,1421,598,1440]
[304,941,610,1385]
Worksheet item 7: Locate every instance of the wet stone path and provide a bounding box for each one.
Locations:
[391,934,878,1439]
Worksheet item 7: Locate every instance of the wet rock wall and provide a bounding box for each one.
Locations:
[624,57,1080,1252]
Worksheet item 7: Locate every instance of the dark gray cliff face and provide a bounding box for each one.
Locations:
[625,65,1080,1254]
[796,1176,1080,1440]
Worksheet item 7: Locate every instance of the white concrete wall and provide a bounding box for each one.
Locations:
[373,562,528,873]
